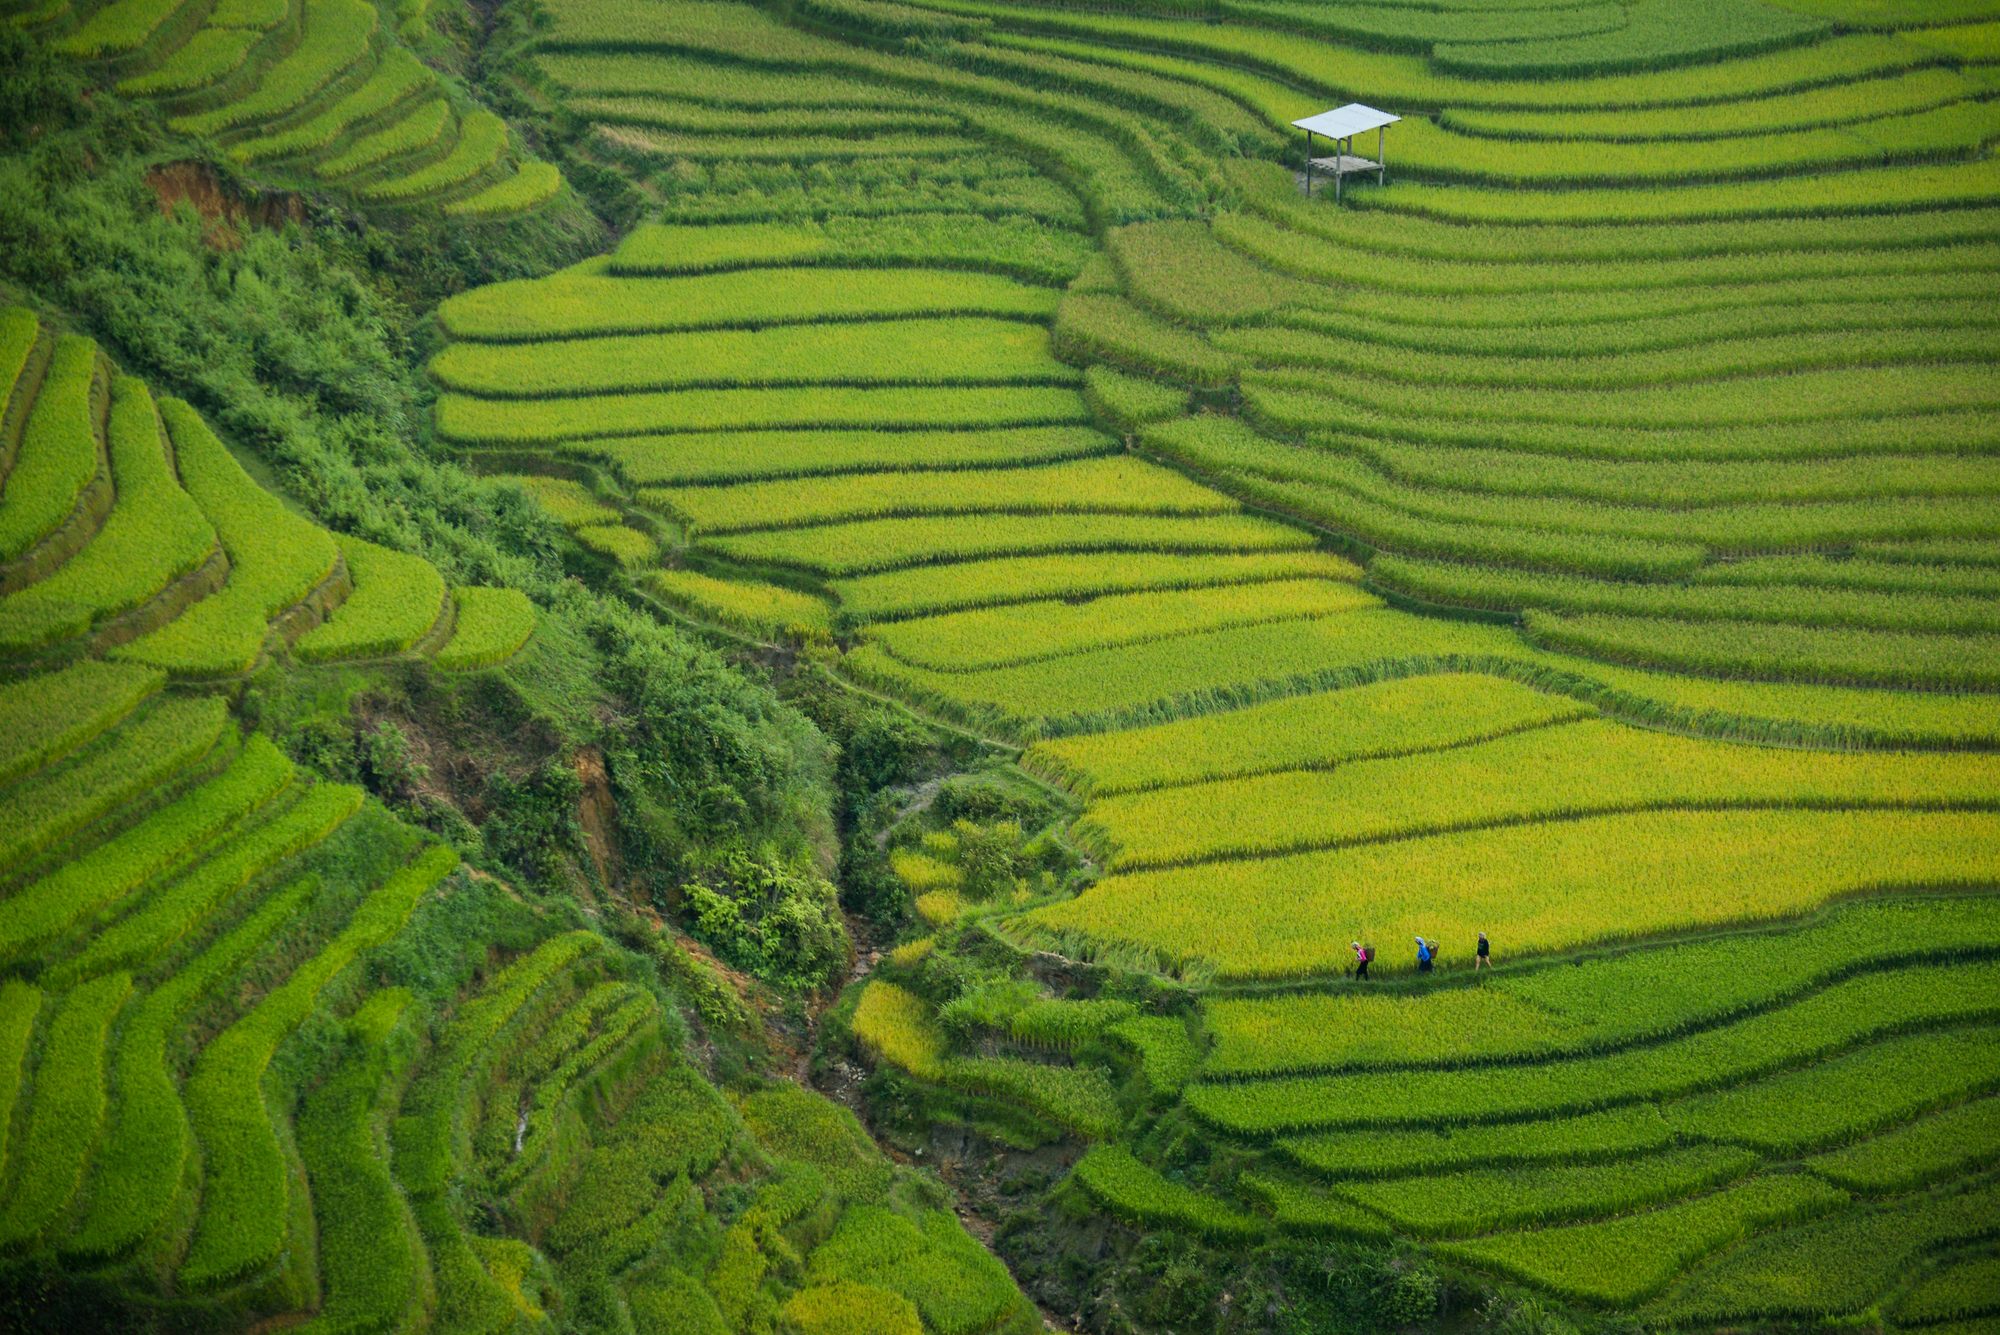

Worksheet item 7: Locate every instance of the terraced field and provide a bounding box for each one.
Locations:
[9,0,562,215]
[0,302,1049,1330]
[421,0,2000,1323]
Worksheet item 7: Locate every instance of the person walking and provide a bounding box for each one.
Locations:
[1475,931,1491,971]
[1352,940,1371,980]
[1415,935,1433,974]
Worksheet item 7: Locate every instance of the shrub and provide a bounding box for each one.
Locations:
[683,852,847,991]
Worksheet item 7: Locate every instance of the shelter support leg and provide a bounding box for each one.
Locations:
[1379,125,1386,185]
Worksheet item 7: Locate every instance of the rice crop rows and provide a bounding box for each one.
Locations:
[409,0,2000,1313]
[1022,810,2000,982]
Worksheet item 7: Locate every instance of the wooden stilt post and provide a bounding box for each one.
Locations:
[1379,123,1386,185]
[1304,128,1312,196]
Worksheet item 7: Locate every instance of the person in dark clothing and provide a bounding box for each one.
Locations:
[1351,940,1371,980]
[1475,931,1491,970]
[1415,936,1433,974]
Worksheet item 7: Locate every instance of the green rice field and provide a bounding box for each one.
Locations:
[7,0,2000,1328]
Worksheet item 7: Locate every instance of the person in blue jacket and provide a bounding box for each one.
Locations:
[1415,936,1434,974]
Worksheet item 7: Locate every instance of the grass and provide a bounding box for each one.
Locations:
[233,48,432,164]
[67,876,316,1262]
[1076,718,2000,870]
[1437,1175,1845,1306]
[295,533,447,661]
[0,696,230,872]
[648,568,831,640]
[834,549,1353,624]
[548,424,1111,487]
[711,511,1308,578]
[0,659,163,786]
[441,262,1057,341]
[0,333,99,562]
[0,972,130,1248]
[1025,810,2000,983]
[180,847,456,1290]
[0,375,215,652]
[1205,895,2000,1077]
[430,317,1076,397]
[1186,962,2000,1135]
[0,734,293,966]
[432,586,536,670]
[1334,1145,1761,1240]
[610,215,1092,285]
[361,109,508,201]
[112,399,339,677]
[50,780,364,985]
[444,160,564,217]
[436,385,1091,444]
[174,0,379,139]
[1806,1096,2000,1193]
[871,578,1376,674]
[1025,673,1585,796]
[651,455,1228,535]
[1071,1145,1262,1237]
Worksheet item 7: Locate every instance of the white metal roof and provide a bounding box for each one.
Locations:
[1291,104,1400,139]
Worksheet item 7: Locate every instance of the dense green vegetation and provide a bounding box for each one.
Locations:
[4,0,1999,1329]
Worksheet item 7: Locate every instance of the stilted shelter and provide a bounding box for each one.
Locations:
[1294,104,1400,202]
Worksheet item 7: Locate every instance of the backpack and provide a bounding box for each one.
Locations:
[1363,945,1375,963]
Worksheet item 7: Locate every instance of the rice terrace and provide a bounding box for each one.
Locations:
[0,0,1998,1329]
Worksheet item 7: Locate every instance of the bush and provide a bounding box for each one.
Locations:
[682,851,848,992]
